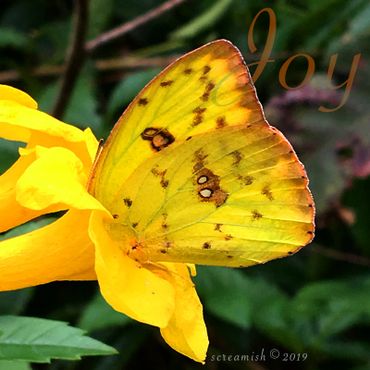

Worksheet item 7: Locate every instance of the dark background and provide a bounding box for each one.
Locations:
[0,0,370,369]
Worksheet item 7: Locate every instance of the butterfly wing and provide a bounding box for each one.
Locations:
[89,39,315,267]
[89,39,263,206]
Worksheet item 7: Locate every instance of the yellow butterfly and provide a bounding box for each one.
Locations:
[88,39,315,268]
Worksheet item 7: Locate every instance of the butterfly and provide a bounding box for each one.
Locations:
[88,39,315,268]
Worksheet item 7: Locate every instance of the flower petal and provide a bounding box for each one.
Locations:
[0,100,97,167]
[0,210,96,292]
[0,149,47,232]
[0,84,37,109]
[160,263,208,363]
[89,211,175,328]
[83,127,100,162]
[16,146,106,212]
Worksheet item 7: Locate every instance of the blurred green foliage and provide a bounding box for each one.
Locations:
[0,0,370,369]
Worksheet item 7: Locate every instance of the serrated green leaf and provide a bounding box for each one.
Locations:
[0,316,117,362]
[79,293,131,332]
[170,0,233,40]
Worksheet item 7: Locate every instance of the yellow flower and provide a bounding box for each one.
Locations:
[0,85,208,363]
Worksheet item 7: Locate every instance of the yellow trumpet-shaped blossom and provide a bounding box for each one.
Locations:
[0,85,208,363]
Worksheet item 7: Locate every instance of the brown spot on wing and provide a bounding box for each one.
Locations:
[262,185,274,201]
[195,167,228,207]
[193,149,209,173]
[252,210,263,220]
[161,178,169,188]
[160,80,174,87]
[201,81,215,101]
[193,149,208,163]
[151,166,165,177]
[163,241,172,248]
[141,127,175,151]
[152,166,169,189]
[231,150,243,165]
[192,106,207,126]
[203,242,211,249]
[203,65,211,75]
[124,198,132,207]
[216,116,227,129]
[193,106,206,114]
[162,214,168,230]
[193,162,203,172]
[238,175,254,185]
[138,98,148,106]
[214,223,223,232]
[184,68,193,75]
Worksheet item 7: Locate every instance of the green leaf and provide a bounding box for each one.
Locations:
[170,0,233,40]
[79,293,132,332]
[0,28,27,48]
[292,276,370,339]
[196,267,251,329]
[0,361,31,370]
[245,278,304,351]
[0,316,117,362]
